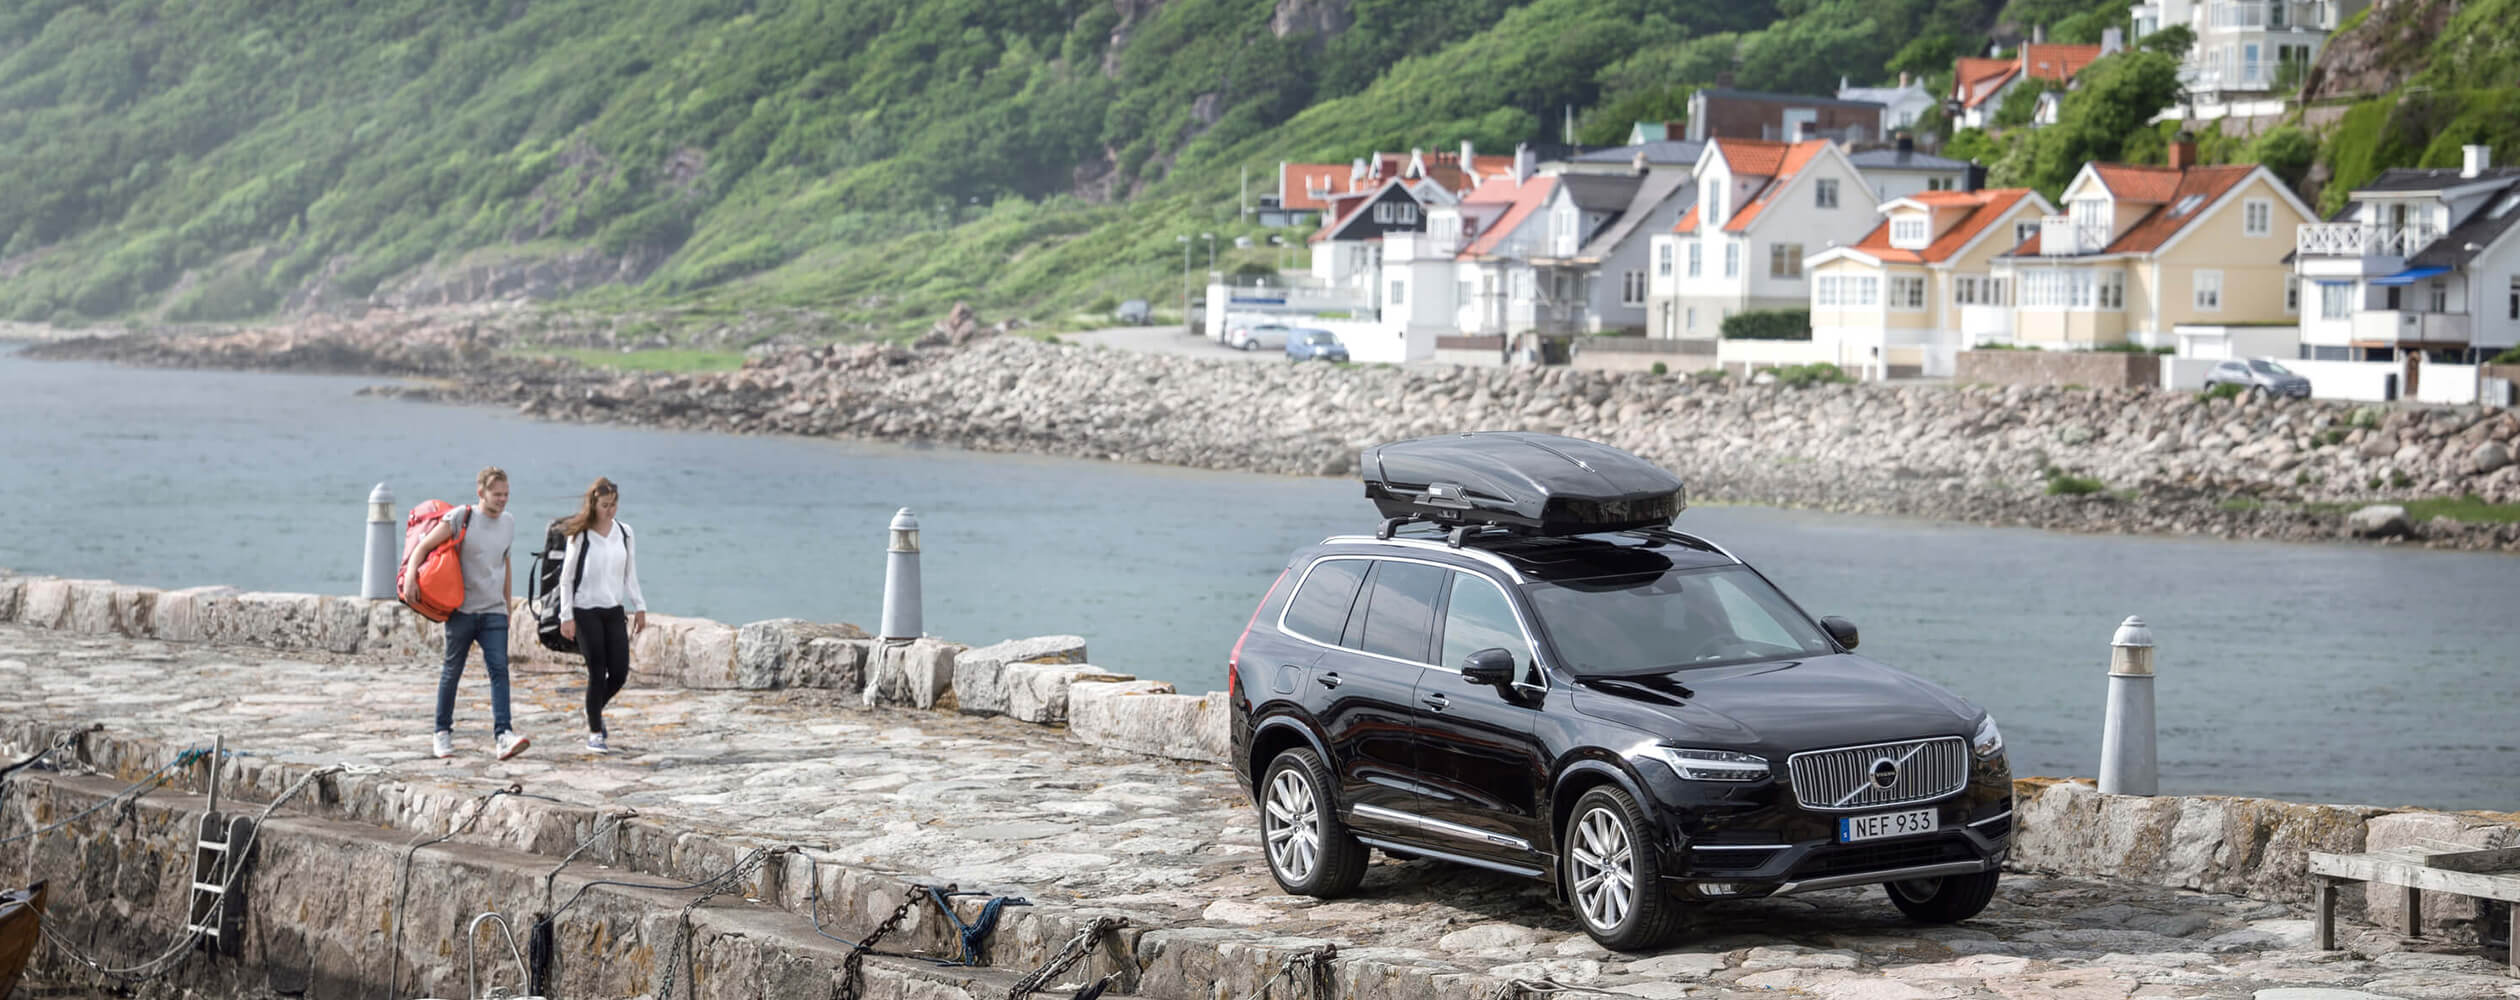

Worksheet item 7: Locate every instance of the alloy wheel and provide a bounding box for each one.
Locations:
[1570,806,1636,931]
[1264,768,1321,883]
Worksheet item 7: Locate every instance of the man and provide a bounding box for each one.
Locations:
[403,466,530,760]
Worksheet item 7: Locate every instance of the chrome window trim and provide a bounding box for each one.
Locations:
[1321,535,1528,583]
[1276,552,1553,694]
[1274,556,1373,649]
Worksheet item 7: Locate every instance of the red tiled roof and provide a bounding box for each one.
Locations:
[1954,57,2019,109]
[2099,165,2257,254]
[2090,164,2187,203]
[1281,163,1349,212]
[1724,140,1833,233]
[1307,187,1383,244]
[1849,189,2037,264]
[1715,138,1792,178]
[2022,44,2105,83]
[1674,204,1700,231]
[1460,176,1557,258]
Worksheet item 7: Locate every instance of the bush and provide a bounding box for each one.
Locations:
[1760,362,1853,388]
[2490,345,2520,364]
[1649,360,1668,376]
[1720,308,1811,341]
[1086,294,1118,315]
[2202,382,2244,400]
[1971,342,2029,350]
[2045,471,2107,496]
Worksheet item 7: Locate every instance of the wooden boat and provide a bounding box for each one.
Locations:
[0,881,45,998]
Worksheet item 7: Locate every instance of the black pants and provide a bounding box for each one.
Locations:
[575,606,630,735]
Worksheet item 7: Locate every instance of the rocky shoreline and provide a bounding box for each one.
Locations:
[24,310,2520,553]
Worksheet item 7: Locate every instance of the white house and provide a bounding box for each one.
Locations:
[1647,138,1881,342]
[2137,0,2370,108]
[1838,74,1938,135]
[1846,139,1974,202]
[2291,146,2520,402]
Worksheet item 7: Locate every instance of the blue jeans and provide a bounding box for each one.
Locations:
[435,611,513,735]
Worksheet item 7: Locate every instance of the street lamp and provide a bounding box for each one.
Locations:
[1202,232,1217,274]
[1177,234,1192,330]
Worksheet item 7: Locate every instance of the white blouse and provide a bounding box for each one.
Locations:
[559,522,646,616]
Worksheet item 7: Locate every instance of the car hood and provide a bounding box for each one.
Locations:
[1567,653,1979,753]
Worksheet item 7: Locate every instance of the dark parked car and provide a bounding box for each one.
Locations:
[1228,432,2012,950]
[1114,299,1152,325]
[2203,358,2311,398]
[1286,328,1349,362]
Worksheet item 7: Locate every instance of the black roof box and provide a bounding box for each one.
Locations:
[1361,432,1687,536]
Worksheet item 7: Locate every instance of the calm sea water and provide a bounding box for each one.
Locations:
[2,345,2514,810]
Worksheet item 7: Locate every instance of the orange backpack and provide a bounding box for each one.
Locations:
[397,501,470,622]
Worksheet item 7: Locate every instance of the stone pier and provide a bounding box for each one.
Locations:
[1,571,2515,999]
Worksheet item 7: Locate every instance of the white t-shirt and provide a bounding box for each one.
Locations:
[559,522,645,616]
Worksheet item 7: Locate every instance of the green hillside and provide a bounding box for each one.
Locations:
[2,0,2496,337]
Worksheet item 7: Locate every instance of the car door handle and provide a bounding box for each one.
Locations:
[1421,693,1449,711]
[1316,672,1341,689]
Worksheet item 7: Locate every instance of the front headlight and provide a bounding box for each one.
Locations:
[1636,746,1770,782]
[1972,714,2004,760]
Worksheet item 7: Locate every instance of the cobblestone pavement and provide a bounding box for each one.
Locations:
[3,624,2514,999]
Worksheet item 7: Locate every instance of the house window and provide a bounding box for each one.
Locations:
[1623,270,1646,306]
[2099,271,2125,310]
[2427,279,2447,313]
[2321,282,2353,320]
[1816,179,1840,209]
[2285,276,2300,314]
[2194,270,2222,311]
[2509,276,2518,320]
[1512,270,1532,301]
[1390,279,1406,306]
[2014,221,2040,246]
[1891,218,1929,248]
[1927,176,1955,192]
[1817,275,1880,307]
[1458,279,1472,305]
[1770,242,1804,278]
[1724,242,1740,278]
[1657,243,1672,278]
[2244,199,2272,237]
[1686,306,1697,330]
[1687,242,1702,277]
[1890,276,1927,310]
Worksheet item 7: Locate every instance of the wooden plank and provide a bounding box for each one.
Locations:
[2401,883,2422,937]
[2314,878,2337,951]
[2427,846,2520,875]
[2306,852,2520,903]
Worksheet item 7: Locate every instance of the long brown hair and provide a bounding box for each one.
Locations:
[562,477,618,537]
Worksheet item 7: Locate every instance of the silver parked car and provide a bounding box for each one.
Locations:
[1228,323,1292,351]
[2203,358,2311,398]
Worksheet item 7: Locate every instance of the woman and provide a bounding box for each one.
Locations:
[556,477,646,753]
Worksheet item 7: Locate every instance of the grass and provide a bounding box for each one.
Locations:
[533,347,745,373]
[2045,471,2108,496]
[2401,495,2520,524]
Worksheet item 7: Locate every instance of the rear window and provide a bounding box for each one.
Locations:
[1355,561,1449,662]
[1282,558,1367,644]
[1300,330,1339,344]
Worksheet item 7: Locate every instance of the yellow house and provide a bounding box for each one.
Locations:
[1992,142,2316,349]
[1804,188,2055,378]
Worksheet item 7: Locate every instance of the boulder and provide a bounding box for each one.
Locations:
[676,619,742,688]
[735,618,872,689]
[107,585,160,639]
[2469,441,2511,476]
[1001,662,1135,725]
[228,592,328,649]
[2344,504,2412,539]
[363,600,441,660]
[0,574,22,623]
[152,586,237,643]
[319,598,382,654]
[629,614,699,686]
[788,637,871,691]
[2012,780,2379,902]
[862,638,965,710]
[1069,680,1230,763]
[65,580,126,635]
[951,635,1089,717]
[18,578,76,629]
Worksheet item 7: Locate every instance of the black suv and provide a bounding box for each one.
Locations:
[1228,432,2012,950]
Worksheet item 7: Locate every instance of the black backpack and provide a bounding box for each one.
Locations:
[528,519,630,653]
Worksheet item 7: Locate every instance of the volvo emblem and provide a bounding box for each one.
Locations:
[1869,758,1900,789]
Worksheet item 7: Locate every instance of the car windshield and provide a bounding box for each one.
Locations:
[2248,360,2294,375]
[1300,331,1339,344]
[1523,565,1835,676]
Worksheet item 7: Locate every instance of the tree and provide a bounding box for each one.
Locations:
[1888,33,1967,80]
[2022,50,2185,197]
[2138,25,2196,59]
[1993,79,2062,128]
[2248,125,2317,188]
[1579,85,1694,146]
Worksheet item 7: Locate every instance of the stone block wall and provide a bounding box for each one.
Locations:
[1957,349,2163,389]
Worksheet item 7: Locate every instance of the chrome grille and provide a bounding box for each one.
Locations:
[1786,737,1968,812]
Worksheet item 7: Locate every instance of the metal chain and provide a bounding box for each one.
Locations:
[1483,978,1634,1000]
[1004,915,1124,999]
[833,885,926,1000]
[1236,943,1337,1000]
[654,847,774,1000]
[382,782,523,1000]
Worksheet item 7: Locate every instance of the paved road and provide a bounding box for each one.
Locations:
[7,624,2518,999]
[1065,324,1285,362]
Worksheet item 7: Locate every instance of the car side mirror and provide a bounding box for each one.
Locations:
[1820,616,1859,650]
[1460,648,1517,687]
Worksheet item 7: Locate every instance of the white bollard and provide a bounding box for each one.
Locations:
[2098,615,2157,796]
[879,508,922,641]
[360,483,398,600]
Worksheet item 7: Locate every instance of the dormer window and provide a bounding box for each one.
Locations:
[2070,198,2111,234]
[2171,194,2205,216]
[1891,216,1930,249]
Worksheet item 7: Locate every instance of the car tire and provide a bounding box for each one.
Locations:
[1239,338,1255,351]
[2249,385,2269,399]
[1882,867,2000,923]
[1259,748,1368,898]
[1562,786,1680,951]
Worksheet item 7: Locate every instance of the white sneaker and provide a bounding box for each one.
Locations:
[495,730,532,760]
[432,731,454,759]
[586,732,609,754]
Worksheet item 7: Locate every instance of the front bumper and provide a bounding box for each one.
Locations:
[1641,754,2014,899]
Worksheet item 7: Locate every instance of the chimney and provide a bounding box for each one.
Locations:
[2464,144,2492,178]
[1899,71,1912,89]
[2033,24,2045,44]
[1513,142,1534,183]
[1897,132,1915,154]
[1461,139,1476,173]
[2101,27,2123,55]
[2169,130,2197,171]
[1632,148,1649,175]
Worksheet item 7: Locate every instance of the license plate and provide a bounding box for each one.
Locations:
[1839,807,1938,843]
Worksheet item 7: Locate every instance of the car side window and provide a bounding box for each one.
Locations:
[1282,558,1368,645]
[1440,572,1536,678]
[1356,560,1449,663]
